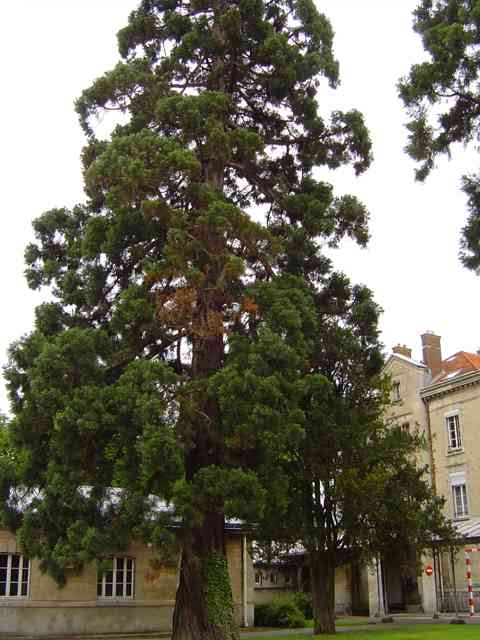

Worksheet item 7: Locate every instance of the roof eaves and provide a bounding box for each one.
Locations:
[384,353,428,371]
[421,369,480,399]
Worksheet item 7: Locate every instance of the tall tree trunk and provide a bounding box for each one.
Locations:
[172,512,238,640]
[172,284,238,639]
[310,550,336,634]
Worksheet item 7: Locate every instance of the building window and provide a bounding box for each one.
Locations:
[0,554,29,597]
[255,572,262,585]
[270,573,277,584]
[452,484,469,519]
[446,414,462,451]
[392,381,401,402]
[97,557,134,599]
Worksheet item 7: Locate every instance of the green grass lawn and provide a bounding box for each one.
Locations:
[306,617,372,628]
[246,623,480,639]
[243,616,375,634]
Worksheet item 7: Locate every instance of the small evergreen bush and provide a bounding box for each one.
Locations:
[293,591,313,619]
[254,598,306,628]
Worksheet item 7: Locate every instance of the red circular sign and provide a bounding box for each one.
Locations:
[425,565,433,576]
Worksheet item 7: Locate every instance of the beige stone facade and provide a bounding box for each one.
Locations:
[422,371,480,522]
[368,334,480,616]
[421,365,480,613]
[0,529,254,635]
[253,558,369,615]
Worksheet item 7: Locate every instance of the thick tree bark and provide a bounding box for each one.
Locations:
[310,550,336,634]
[172,512,238,640]
[172,280,238,639]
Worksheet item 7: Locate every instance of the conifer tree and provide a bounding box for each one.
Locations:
[400,0,480,271]
[245,274,452,634]
[1,2,372,639]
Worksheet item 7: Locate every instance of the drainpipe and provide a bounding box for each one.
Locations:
[432,546,439,617]
[422,396,437,494]
[243,535,249,627]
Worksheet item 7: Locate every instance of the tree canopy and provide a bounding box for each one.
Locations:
[399,0,480,271]
[1,2,373,639]
[250,274,452,634]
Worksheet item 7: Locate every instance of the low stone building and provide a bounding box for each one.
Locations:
[254,553,369,615]
[0,526,254,635]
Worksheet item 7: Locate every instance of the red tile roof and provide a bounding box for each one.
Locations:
[433,351,480,383]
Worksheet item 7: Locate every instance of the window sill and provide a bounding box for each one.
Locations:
[97,597,134,601]
[453,515,469,522]
[446,448,464,457]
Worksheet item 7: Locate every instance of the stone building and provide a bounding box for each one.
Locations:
[253,553,369,615]
[368,332,480,616]
[0,525,254,635]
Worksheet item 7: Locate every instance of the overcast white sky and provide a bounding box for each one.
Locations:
[0,1,478,413]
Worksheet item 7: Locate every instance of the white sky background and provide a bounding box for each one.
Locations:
[0,0,478,413]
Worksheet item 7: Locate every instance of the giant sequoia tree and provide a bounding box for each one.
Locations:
[1,2,373,639]
[400,0,480,271]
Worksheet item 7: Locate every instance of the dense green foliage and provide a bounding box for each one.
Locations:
[254,598,306,628]
[251,275,453,634]
[1,1,374,638]
[202,552,237,638]
[293,591,313,620]
[400,0,480,271]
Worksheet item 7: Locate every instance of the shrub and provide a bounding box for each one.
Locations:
[254,598,306,628]
[293,591,313,619]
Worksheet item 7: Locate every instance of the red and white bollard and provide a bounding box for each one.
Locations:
[466,551,475,617]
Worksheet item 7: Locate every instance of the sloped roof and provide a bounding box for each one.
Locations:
[384,352,428,370]
[453,517,480,541]
[433,351,480,384]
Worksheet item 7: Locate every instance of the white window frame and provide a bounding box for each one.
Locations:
[97,557,134,599]
[445,410,462,452]
[450,472,469,519]
[452,484,469,519]
[0,553,30,598]
[392,381,401,402]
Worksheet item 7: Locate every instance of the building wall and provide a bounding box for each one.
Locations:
[253,563,358,615]
[373,355,480,615]
[427,382,480,521]
[368,356,434,616]
[367,562,383,617]
[0,530,254,635]
[334,565,353,614]
[384,357,431,470]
